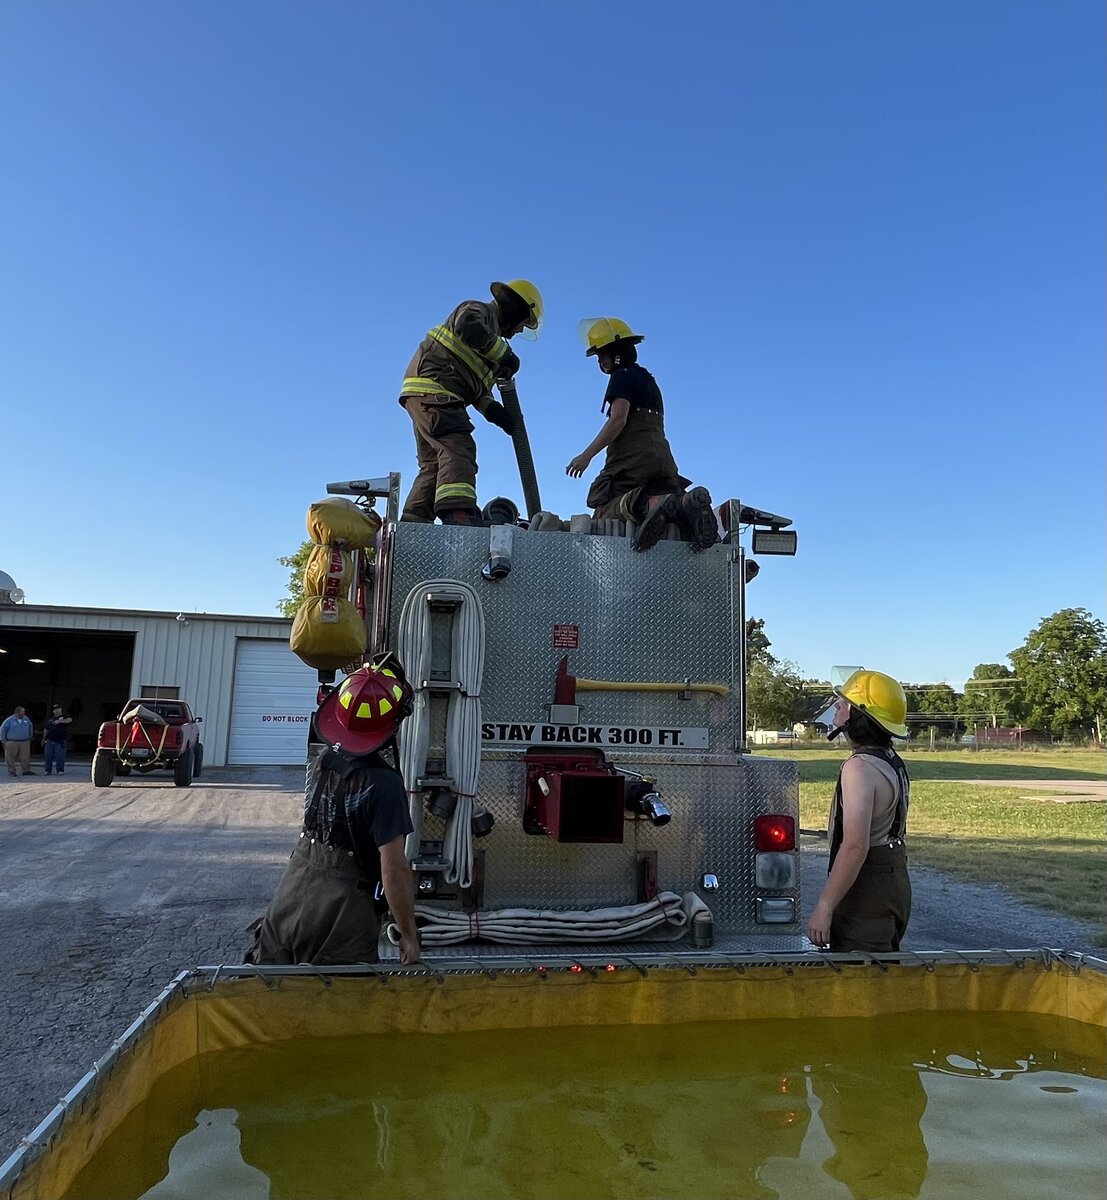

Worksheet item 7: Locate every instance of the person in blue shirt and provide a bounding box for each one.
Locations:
[2,706,35,777]
[43,705,73,776]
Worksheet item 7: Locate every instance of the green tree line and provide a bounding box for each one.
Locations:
[746,608,1107,743]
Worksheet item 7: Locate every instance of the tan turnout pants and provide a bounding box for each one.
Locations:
[401,397,480,521]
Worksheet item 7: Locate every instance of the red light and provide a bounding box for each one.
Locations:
[604,964,618,972]
[755,815,795,851]
[569,964,584,974]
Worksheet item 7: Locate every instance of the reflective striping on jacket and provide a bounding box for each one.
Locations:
[482,336,510,364]
[400,375,465,402]
[428,325,495,391]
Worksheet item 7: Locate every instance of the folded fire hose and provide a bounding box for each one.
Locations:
[397,580,485,890]
[386,891,711,947]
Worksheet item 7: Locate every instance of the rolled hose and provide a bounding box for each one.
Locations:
[386,891,711,947]
[496,380,542,518]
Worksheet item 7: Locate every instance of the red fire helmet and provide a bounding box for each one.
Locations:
[314,654,413,755]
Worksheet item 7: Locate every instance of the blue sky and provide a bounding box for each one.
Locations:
[2,1,1103,687]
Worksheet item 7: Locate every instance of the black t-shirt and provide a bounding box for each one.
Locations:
[302,755,413,880]
[603,363,664,416]
[44,717,70,744]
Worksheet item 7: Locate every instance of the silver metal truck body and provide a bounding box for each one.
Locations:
[375,519,803,955]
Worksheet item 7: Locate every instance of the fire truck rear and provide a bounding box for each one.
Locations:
[322,474,803,958]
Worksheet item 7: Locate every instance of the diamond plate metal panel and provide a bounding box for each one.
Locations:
[382,523,803,954]
[386,524,740,754]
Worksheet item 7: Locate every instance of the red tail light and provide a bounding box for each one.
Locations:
[755,814,795,851]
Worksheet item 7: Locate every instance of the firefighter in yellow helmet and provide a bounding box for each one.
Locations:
[807,668,912,954]
[398,280,543,525]
[566,317,718,551]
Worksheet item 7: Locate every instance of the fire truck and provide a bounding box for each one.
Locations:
[322,471,804,957]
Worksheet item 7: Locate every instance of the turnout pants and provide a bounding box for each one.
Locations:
[401,396,479,521]
[250,838,382,965]
[829,843,911,953]
[587,410,689,522]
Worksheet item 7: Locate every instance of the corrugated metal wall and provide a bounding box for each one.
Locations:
[0,607,292,766]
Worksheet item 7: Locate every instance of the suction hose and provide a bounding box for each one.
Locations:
[496,379,542,518]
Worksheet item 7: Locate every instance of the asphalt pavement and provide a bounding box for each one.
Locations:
[0,766,1100,1168]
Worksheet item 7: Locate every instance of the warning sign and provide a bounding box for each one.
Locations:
[552,624,579,649]
[482,722,709,749]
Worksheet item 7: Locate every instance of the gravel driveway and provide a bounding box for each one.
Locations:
[0,768,1100,1167]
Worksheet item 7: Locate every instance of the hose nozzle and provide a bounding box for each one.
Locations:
[626,779,671,826]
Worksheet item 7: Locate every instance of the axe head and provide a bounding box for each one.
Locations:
[554,655,577,705]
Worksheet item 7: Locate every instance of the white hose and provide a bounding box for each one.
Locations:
[387,892,711,947]
[397,579,485,888]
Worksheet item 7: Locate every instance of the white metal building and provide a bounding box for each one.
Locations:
[0,604,318,766]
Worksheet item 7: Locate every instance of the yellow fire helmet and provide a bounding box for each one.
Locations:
[578,316,645,357]
[835,669,909,737]
[490,279,544,338]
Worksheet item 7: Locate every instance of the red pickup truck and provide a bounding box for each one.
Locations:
[92,699,204,787]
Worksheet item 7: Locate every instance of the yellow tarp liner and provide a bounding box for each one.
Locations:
[289,594,365,670]
[8,959,1105,1200]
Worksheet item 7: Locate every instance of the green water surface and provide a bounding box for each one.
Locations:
[64,1011,1104,1200]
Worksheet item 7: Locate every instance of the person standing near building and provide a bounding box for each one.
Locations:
[399,279,544,526]
[249,655,422,966]
[43,705,73,776]
[807,669,912,953]
[566,317,718,552]
[1,705,35,777]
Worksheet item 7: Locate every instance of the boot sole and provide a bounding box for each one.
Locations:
[681,487,720,551]
[632,496,681,551]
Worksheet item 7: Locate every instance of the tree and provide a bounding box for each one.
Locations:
[745,617,774,669]
[904,682,963,739]
[959,663,1025,728]
[277,541,313,618]
[1009,608,1107,740]
[746,658,807,731]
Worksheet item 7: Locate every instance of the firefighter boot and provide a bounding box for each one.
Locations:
[632,494,682,552]
[438,508,491,527]
[678,487,720,551]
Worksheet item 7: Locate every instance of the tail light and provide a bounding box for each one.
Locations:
[754,814,795,851]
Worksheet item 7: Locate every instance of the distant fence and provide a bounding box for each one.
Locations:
[974,726,1052,748]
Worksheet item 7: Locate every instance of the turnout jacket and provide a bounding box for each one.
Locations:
[399,300,516,416]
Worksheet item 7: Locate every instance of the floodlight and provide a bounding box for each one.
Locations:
[752,529,798,556]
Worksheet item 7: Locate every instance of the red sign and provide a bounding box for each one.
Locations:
[553,624,580,649]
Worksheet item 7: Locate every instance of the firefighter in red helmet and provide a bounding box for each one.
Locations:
[248,654,421,965]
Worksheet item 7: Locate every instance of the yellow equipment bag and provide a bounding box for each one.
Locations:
[290,595,366,671]
[306,497,382,550]
[303,545,353,598]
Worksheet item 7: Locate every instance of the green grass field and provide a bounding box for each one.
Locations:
[756,747,1106,939]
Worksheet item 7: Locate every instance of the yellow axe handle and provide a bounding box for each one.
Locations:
[574,679,730,697]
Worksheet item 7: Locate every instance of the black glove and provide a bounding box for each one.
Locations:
[494,348,521,381]
[484,400,515,434]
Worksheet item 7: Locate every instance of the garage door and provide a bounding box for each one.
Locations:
[227,639,318,764]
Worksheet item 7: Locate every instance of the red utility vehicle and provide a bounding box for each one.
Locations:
[92,699,203,787]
